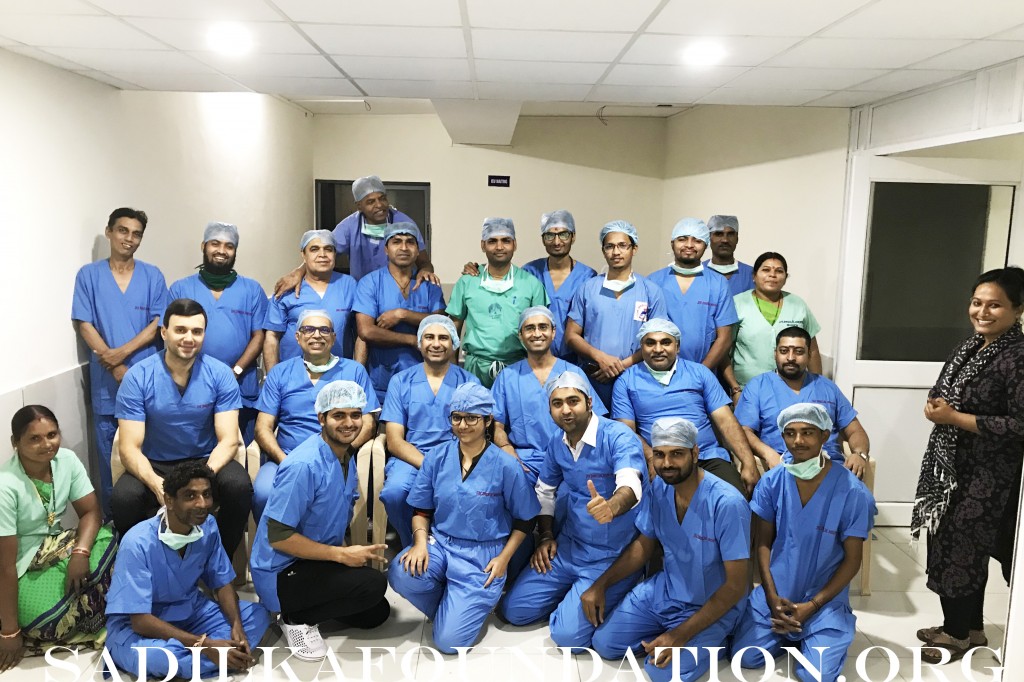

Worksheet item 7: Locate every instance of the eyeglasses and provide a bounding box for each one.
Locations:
[298,325,334,337]
[450,413,483,426]
[542,232,573,243]
[602,242,633,253]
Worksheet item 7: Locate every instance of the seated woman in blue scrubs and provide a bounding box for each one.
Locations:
[253,309,378,522]
[388,383,540,654]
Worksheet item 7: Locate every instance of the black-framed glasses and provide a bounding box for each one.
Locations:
[542,231,573,243]
[298,325,334,337]
[450,413,483,426]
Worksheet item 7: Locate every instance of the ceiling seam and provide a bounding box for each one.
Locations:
[583,0,673,104]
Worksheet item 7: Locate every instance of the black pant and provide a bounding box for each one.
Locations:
[277,559,390,628]
[111,458,253,557]
[699,457,745,495]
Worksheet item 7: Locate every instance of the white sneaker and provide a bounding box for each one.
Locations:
[281,620,328,661]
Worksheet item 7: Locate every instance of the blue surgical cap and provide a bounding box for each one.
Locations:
[203,221,238,246]
[314,380,367,414]
[446,383,495,418]
[636,317,681,343]
[482,217,515,240]
[541,210,575,234]
[777,402,834,433]
[600,220,638,245]
[352,175,386,202]
[708,215,739,233]
[545,371,591,399]
[671,217,709,246]
[300,229,335,251]
[519,305,555,330]
[297,308,332,328]
[385,221,422,245]
[417,314,460,349]
[651,417,698,448]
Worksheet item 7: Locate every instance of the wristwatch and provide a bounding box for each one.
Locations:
[233,365,243,376]
[855,451,869,461]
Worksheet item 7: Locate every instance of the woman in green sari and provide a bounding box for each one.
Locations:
[0,405,117,670]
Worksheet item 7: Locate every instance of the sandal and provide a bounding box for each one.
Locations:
[920,632,971,664]
[916,626,988,647]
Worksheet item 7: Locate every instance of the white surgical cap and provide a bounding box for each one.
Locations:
[297,308,332,328]
[352,175,386,202]
[446,383,495,418]
[777,402,834,433]
[708,215,739,233]
[300,229,335,251]
[384,221,421,244]
[545,371,591,399]
[417,314,460,349]
[519,306,555,330]
[637,317,681,343]
[651,417,698,448]
[541,210,575,234]
[315,380,367,414]
[671,217,709,246]
[600,220,638,245]
[482,217,515,240]
[204,221,238,246]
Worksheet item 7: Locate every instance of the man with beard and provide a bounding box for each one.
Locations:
[105,461,270,679]
[735,327,870,479]
[612,318,759,496]
[170,222,267,443]
[648,218,737,368]
[112,298,252,558]
[585,417,750,682]
[702,215,754,297]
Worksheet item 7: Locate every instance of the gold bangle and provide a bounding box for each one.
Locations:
[413,528,428,535]
[0,629,21,639]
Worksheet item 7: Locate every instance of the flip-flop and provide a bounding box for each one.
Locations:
[920,634,971,665]
[916,626,988,647]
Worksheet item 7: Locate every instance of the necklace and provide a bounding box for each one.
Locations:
[31,476,56,528]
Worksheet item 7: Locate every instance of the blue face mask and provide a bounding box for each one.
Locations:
[671,263,704,276]
[644,362,675,385]
[707,262,738,275]
[783,450,826,480]
[361,222,387,239]
[157,508,204,551]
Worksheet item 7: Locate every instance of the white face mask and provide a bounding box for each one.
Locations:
[304,355,340,373]
[707,262,739,275]
[644,361,675,385]
[361,222,387,239]
[603,272,635,293]
[671,263,704,276]
[480,268,514,294]
[156,507,204,551]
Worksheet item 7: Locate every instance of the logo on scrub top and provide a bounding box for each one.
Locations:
[488,303,502,319]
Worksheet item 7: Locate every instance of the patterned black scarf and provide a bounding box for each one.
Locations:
[911,324,1023,539]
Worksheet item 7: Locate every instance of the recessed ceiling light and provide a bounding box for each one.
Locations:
[207,22,253,57]
[682,41,726,67]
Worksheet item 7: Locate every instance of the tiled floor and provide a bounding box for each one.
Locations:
[10,527,1011,681]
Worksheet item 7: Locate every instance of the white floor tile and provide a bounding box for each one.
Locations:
[323,588,427,653]
[874,526,913,544]
[870,542,930,592]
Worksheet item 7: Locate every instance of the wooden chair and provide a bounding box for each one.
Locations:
[843,442,877,596]
[351,433,388,571]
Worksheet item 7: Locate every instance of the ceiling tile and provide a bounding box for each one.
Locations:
[89,0,280,21]
[0,15,163,48]
[587,84,713,104]
[334,55,470,81]
[0,35,16,45]
[623,35,801,66]
[104,71,247,91]
[357,79,474,98]
[725,66,889,90]
[4,44,92,69]
[822,0,1024,39]
[467,0,661,32]
[803,90,892,107]
[43,47,214,73]
[476,82,593,101]
[273,0,462,27]
[73,70,144,89]
[649,0,870,37]
[232,75,361,97]
[989,24,1024,41]
[301,24,466,58]
[126,18,315,53]
[0,0,100,14]
[851,68,967,92]
[293,99,437,115]
[604,63,749,88]
[520,101,686,116]
[475,60,607,84]
[910,40,1024,71]
[471,29,630,62]
[698,87,833,106]
[191,52,340,77]
[764,38,968,69]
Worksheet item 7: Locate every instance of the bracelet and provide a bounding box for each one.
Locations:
[71,547,91,557]
[809,597,822,611]
[0,629,20,639]
[194,633,208,649]
[413,528,428,536]
[856,452,869,461]
[730,387,743,395]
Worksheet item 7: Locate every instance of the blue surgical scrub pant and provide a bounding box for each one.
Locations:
[251,460,277,525]
[93,413,118,519]
[380,458,419,548]
[106,598,270,679]
[592,575,738,682]
[238,406,258,446]
[500,536,641,650]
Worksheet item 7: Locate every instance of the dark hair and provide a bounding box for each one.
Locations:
[11,405,59,442]
[163,298,208,327]
[106,207,148,231]
[974,266,1024,308]
[163,460,216,498]
[754,251,788,273]
[776,326,811,346]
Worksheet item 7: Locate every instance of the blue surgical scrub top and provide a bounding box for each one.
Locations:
[255,357,380,455]
[566,274,667,363]
[735,371,857,460]
[380,364,480,453]
[71,259,169,415]
[408,441,540,542]
[491,358,607,479]
[169,273,268,406]
[539,416,646,558]
[263,273,356,361]
[115,353,242,462]
[611,360,732,461]
[702,259,755,298]
[352,266,445,402]
[521,257,597,361]
[250,434,360,612]
[106,514,234,633]
[333,208,423,281]
[647,267,738,364]
[637,472,750,606]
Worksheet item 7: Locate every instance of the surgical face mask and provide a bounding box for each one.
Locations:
[361,222,387,239]
[304,355,340,373]
[671,263,704,276]
[157,507,204,551]
[480,268,514,294]
[645,364,674,386]
[602,272,635,293]
[783,450,826,480]
[707,262,739,275]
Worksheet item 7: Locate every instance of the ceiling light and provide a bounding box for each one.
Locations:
[207,22,253,57]
[682,41,726,67]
